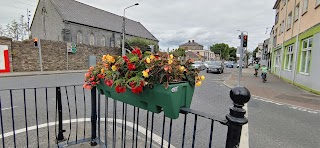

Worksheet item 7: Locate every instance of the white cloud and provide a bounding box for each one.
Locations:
[0,0,275,51]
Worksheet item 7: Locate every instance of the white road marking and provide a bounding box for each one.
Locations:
[240,104,249,148]
[1,106,17,111]
[0,118,175,148]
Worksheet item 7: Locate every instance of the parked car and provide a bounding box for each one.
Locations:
[204,61,212,68]
[192,61,206,71]
[206,61,224,74]
[226,61,235,68]
[236,62,245,68]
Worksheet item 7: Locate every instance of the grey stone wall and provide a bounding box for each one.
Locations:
[0,38,121,72]
[30,0,64,41]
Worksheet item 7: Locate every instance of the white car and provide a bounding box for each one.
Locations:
[192,61,206,70]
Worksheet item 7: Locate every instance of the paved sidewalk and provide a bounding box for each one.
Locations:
[225,68,320,111]
[0,70,86,78]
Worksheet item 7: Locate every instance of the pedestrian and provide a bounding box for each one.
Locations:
[260,65,268,81]
[254,62,260,77]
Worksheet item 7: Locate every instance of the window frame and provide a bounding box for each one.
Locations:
[299,37,312,74]
[284,45,294,71]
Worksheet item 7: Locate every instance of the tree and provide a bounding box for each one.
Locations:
[210,43,229,60]
[126,37,159,53]
[5,20,20,40]
[0,25,5,36]
[228,47,237,61]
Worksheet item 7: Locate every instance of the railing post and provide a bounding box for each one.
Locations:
[90,87,98,146]
[225,86,250,148]
[56,87,65,141]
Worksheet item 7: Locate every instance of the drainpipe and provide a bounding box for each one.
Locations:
[292,0,303,84]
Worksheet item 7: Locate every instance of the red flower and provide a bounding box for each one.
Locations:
[131,86,143,94]
[97,74,104,79]
[83,84,92,89]
[128,63,136,71]
[140,81,145,87]
[132,48,142,59]
[91,82,97,85]
[105,79,113,86]
[122,55,129,63]
[129,81,136,87]
[90,77,95,81]
[115,85,126,93]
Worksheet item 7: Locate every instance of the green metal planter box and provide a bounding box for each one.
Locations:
[97,82,195,119]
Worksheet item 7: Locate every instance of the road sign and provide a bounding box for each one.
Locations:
[67,42,77,53]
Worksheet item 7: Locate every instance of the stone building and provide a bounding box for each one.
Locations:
[179,40,203,50]
[30,0,158,47]
[179,40,215,61]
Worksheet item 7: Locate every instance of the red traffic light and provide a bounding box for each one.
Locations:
[243,35,247,40]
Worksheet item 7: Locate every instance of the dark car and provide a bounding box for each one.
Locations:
[206,61,224,74]
[226,61,235,68]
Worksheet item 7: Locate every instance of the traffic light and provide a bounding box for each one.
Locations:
[243,35,248,47]
[34,38,38,47]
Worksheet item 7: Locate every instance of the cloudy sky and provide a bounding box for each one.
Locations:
[0,0,276,51]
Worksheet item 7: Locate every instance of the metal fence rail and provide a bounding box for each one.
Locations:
[0,85,250,148]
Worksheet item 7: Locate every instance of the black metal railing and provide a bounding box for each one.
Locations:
[0,85,250,148]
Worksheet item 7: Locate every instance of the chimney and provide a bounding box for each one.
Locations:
[192,40,194,43]
[188,40,190,43]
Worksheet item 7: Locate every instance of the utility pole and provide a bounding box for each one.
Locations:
[27,9,31,38]
[238,32,244,86]
[20,15,24,40]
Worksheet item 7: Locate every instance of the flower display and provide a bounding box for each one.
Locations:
[84,47,204,93]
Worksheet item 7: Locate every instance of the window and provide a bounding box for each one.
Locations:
[295,3,300,21]
[285,45,294,70]
[101,35,106,46]
[117,38,121,48]
[316,0,320,7]
[275,13,279,24]
[287,12,292,29]
[76,31,82,44]
[89,33,95,46]
[275,49,281,68]
[279,23,282,34]
[303,0,308,14]
[300,37,312,74]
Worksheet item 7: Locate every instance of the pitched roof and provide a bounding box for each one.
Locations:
[186,51,199,58]
[180,40,203,47]
[49,0,158,41]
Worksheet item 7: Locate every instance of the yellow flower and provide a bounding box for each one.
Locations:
[142,70,149,78]
[149,55,155,60]
[169,54,174,60]
[200,75,205,81]
[168,59,173,65]
[101,68,105,74]
[179,66,185,72]
[102,55,107,62]
[111,65,117,71]
[146,58,151,64]
[105,54,115,63]
[196,81,202,86]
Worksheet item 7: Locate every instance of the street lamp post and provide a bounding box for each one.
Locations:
[122,3,139,56]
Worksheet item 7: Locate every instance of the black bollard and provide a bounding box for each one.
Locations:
[225,86,251,148]
[90,87,98,146]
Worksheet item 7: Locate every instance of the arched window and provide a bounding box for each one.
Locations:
[101,35,106,46]
[77,31,82,44]
[89,33,95,46]
[116,38,121,48]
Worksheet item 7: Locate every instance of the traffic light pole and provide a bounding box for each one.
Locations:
[38,39,43,72]
[238,32,244,86]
